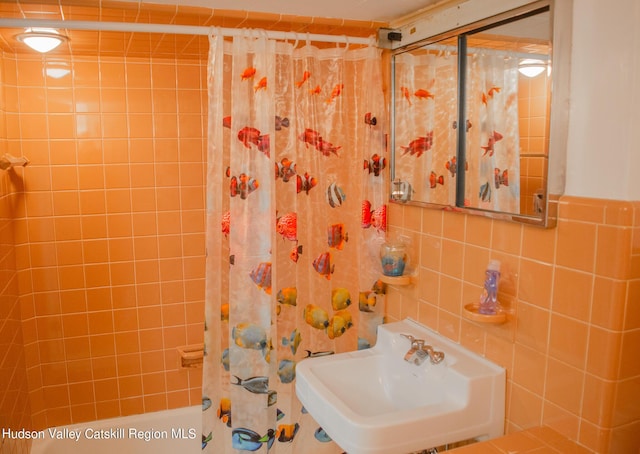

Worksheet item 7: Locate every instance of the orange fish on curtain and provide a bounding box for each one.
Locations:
[303,304,330,330]
[289,245,303,263]
[312,252,334,279]
[364,112,377,127]
[238,126,271,158]
[241,67,256,80]
[445,156,468,177]
[414,88,434,100]
[254,76,267,92]
[296,70,311,88]
[249,262,272,294]
[327,310,353,339]
[298,128,341,157]
[481,86,501,105]
[429,171,444,189]
[275,158,296,182]
[296,172,317,194]
[217,398,232,427]
[331,288,351,310]
[363,154,386,176]
[494,168,509,189]
[276,212,297,242]
[298,128,321,147]
[327,223,348,250]
[221,211,230,236]
[326,83,344,103]
[400,86,412,105]
[481,130,503,157]
[361,201,386,232]
[276,423,300,443]
[359,279,386,313]
[315,138,341,157]
[400,132,433,157]
[230,173,259,199]
[277,287,297,307]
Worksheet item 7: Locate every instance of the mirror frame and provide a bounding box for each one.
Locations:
[389,0,571,228]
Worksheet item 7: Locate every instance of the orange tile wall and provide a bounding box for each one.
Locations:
[2,50,207,429]
[0,55,32,453]
[518,71,549,215]
[386,196,640,452]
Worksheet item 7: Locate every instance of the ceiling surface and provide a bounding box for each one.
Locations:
[110,0,445,22]
[0,0,454,58]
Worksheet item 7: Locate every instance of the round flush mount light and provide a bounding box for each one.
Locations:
[16,27,68,53]
[518,58,546,78]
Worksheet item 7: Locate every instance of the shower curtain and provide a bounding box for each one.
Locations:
[202,31,387,453]
[465,52,520,213]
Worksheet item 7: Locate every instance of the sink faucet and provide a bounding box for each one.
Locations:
[401,334,445,365]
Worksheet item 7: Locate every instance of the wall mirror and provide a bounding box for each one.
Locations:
[390,1,558,226]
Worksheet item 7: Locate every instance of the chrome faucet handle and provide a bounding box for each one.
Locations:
[421,345,445,364]
[430,350,445,364]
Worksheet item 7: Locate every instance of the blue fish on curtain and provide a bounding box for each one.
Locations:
[202,30,387,453]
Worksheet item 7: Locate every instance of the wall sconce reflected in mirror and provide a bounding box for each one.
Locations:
[15,27,68,53]
[518,58,546,78]
[391,179,413,203]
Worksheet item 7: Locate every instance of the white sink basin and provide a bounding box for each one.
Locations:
[295,318,505,454]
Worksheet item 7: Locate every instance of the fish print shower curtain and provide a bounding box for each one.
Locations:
[202,30,387,453]
[465,52,520,212]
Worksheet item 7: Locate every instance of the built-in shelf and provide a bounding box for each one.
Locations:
[462,303,507,324]
[379,274,413,286]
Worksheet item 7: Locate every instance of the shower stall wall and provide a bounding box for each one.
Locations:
[1,47,208,431]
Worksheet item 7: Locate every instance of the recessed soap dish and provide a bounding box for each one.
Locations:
[463,303,507,324]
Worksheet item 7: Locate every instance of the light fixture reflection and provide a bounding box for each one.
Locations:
[518,58,546,78]
[16,28,68,53]
[45,62,70,79]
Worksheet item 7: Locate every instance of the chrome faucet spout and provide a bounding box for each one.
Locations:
[401,333,445,365]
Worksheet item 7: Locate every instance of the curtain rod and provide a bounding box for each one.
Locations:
[0,17,373,45]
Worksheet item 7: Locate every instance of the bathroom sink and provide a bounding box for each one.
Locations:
[295,318,505,454]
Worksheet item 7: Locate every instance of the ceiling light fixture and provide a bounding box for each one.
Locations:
[16,27,68,53]
[518,58,546,78]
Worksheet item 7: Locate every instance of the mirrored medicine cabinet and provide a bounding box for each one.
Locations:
[388,0,568,227]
